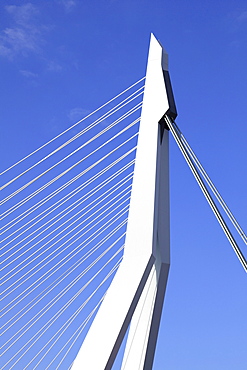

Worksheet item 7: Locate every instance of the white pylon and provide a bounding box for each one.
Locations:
[71,33,177,370]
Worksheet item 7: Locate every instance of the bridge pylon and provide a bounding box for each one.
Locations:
[71,33,177,370]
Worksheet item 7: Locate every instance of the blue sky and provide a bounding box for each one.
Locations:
[1,1,247,369]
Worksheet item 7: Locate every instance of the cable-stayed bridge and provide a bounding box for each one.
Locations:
[1,34,247,370]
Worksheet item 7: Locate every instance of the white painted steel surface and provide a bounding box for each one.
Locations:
[122,127,170,370]
[71,33,171,370]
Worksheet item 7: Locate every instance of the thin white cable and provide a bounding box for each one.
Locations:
[3,134,133,273]
[1,204,129,302]
[36,294,106,370]
[50,293,107,370]
[1,160,134,244]
[2,245,124,354]
[23,250,124,370]
[0,146,133,241]
[1,76,144,176]
[2,184,130,286]
[21,259,122,370]
[165,115,247,272]
[1,217,127,320]
[2,172,133,263]
[1,103,141,205]
[2,183,130,280]
[1,122,139,220]
[1,86,143,190]
[3,251,123,369]
[1,98,139,202]
[2,164,132,248]
[1,150,135,234]
[2,191,127,290]
[2,227,126,333]
[4,250,123,357]
[3,168,131,268]
[2,192,130,292]
[2,226,126,322]
[173,121,247,245]
[2,190,128,291]
[2,221,126,322]
[0,180,129,284]
[3,210,125,308]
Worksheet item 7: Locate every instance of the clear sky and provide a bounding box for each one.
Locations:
[1,1,247,369]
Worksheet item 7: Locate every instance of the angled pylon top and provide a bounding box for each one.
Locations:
[149,33,177,120]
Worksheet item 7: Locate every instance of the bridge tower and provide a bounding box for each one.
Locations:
[71,33,177,370]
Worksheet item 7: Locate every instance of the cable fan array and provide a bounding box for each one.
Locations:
[165,115,247,272]
[1,77,145,370]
